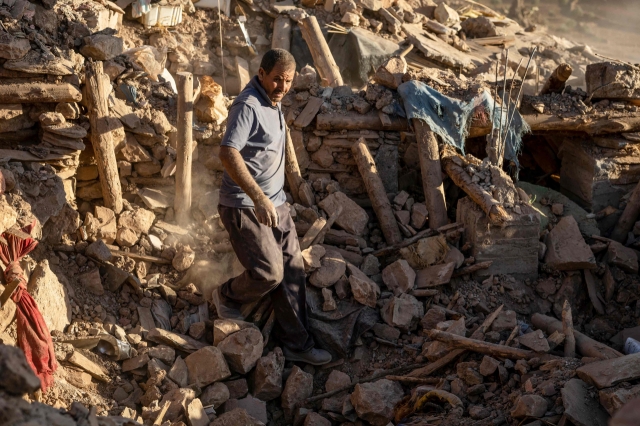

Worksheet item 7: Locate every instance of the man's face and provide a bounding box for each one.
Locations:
[258,63,295,104]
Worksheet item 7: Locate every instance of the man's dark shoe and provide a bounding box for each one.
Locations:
[283,346,332,366]
[212,286,245,321]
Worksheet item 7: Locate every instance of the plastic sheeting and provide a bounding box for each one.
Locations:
[397,80,530,168]
[307,287,378,358]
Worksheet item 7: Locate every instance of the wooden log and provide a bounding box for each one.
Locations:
[351,138,402,245]
[410,289,439,297]
[300,217,327,250]
[372,227,441,257]
[611,179,640,242]
[175,72,194,227]
[284,126,314,207]
[531,313,622,360]
[414,119,448,229]
[317,110,640,136]
[427,329,534,359]
[110,250,171,265]
[385,376,442,385]
[562,300,576,358]
[320,244,363,266]
[85,61,123,214]
[271,15,292,50]
[311,205,343,246]
[540,63,572,95]
[452,261,493,277]
[317,111,410,132]
[409,305,503,377]
[0,82,81,103]
[299,16,343,87]
[442,155,508,224]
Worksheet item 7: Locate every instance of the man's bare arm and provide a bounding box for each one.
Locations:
[219,146,279,227]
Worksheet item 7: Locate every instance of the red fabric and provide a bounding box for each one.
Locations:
[0,221,57,393]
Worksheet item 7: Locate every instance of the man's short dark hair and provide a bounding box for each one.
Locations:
[260,49,296,74]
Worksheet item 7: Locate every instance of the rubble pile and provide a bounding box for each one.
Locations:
[2,0,640,425]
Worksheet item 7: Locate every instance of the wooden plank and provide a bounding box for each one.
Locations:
[0,148,74,162]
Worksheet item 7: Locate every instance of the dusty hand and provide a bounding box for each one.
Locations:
[254,195,279,227]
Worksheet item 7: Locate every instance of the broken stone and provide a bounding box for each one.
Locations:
[341,11,360,25]
[545,216,596,270]
[122,353,149,372]
[185,346,231,386]
[428,318,466,361]
[118,208,155,236]
[322,288,337,311]
[318,191,369,236]
[380,293,424,331]
[186,398,209,426]
[201,382,230,408]
[218,327,263,374]
[224,395,267,424]
[78,268,104,296]
[577,352,640,389]
[281,366,313,419]
[252,347,284,401]
[66,351,109,382]
[172,245,195,271]
[0,196,17,235]
[81,34,124,60]
[479,356,500,376]
[381,259,416,295]
[301,245,325,272]
[116,227,138,247]
[360,254,380,276]
[562,378,609,426]
[27,260,71,333]
[599,384,640,416]
[148,345,175,364]
[351,379,404,426]
[410,203,428,229]
[491,310,517,333]
[586,62,640,100]
[225,378,248,399]
[213,319,256,345]
[210,408,265,426]
[518,330,550,353]
[420,306,446,330]
[434,2,459,25]
[374,56,407,90]
[309,249,346,288]
[85,239,112,262]
[304,412,331,426]
[293,65,317,91]
[347,263,380,308]
[160,388,196,422]
[0,345,41,395]
[551,203,564,215]
[511,394,547,419]
[325,370,351,392]
[606,241,638,274]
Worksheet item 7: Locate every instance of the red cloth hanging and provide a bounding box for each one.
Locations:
[0,221,57,393]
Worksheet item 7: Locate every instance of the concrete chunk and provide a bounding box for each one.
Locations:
[510,394,547,419]
[380,293,423,331]
[577,352,640,389]
[281,366,313,419]
[318,191,369,236]
[218,327,263,374]
[185,346,231,386]
[518,330,550,353]
[252,347,284,401]
[351,379,404,426]
[562,378,610,426]
[606,241,639,274]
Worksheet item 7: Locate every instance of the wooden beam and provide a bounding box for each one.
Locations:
[414,119,448,229]
[175,72,194,227]
[352,138,403,245]
[0,82,81,103]
[85,61,123,214]
[284,126,314,207]
[299,16,343,87]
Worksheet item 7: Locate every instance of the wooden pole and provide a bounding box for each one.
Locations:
[0,83,82,103]
[413,119,448,229]
[271,15,292,50]
[426,329,534,359]
[284,126,314,207]
[611,180,640,242]
[531,313,622,360]
[539,63,572,95]
[175,72,194,227]
[562,300,576,358]
[85,61,123,214]
[299,16,344,88]
[352,138,403,245]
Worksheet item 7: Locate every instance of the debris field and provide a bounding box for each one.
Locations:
[1,0,640,425]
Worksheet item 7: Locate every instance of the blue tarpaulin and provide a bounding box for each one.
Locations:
[397,80,530,169]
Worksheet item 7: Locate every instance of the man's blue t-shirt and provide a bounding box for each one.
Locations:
[218,76,287,209]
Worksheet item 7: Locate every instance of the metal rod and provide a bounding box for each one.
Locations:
[500,57,524,154]
[496,48,509,166]
[504,47,537,143]
[490,57,499,139]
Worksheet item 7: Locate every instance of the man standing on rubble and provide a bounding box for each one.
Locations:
[213,48,331,366]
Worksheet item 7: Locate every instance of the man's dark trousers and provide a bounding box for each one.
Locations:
[217,203,314,352]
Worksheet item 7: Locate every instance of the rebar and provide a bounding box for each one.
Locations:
[496,48,509,167]
[503,47,537,144]
[500,57,524,158]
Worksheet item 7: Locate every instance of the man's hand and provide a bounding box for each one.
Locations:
[254,195,279,227]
